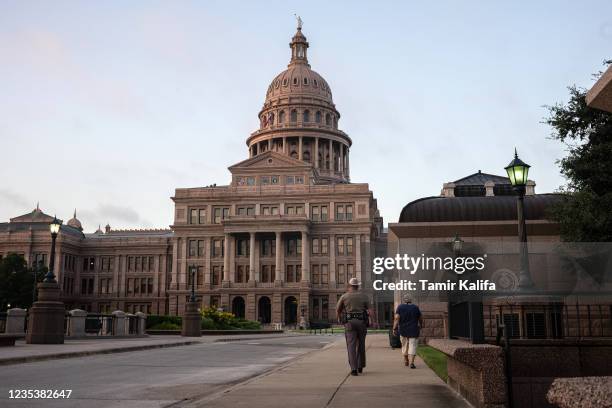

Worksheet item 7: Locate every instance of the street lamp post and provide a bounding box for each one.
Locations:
[447,234,464,338]
[181,265,201,337]
[26,216,65,344]
[505,149,534,289]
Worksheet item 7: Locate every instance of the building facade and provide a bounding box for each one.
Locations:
[0,26,385,324]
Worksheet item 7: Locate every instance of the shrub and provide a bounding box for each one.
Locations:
[201,317,216,330]
[149,322,181,330]
[146,315,182,329]
[200,307,239,329]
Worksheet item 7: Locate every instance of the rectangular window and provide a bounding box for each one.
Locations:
[337,264,346,284]
[88,278,94,295]
[312,238,320,255]
[347,264,354,279]
[190,209,198,224]
[212,266,222,285]
[337,237,345,256]
[336,205,345,221]
[312,264,320,284]
[311,206,320,221]
[189,240,197,257]
[199,209,206,224]
[261,239,276,257]
[286,175,294,184]
[296,265,302,282]
[321,238,329,255]
[346,205,353,221]
[321,205,328,221]
[321,264,329,284]
[212,239,224,258]
[347,237,354,255]
[198,240,205,257]
[286,265,294,282]
[236,239,249,257]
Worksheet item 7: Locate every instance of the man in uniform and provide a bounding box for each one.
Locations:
[336,277,372,376]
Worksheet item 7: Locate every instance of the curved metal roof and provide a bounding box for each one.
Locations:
[399,194,563,223]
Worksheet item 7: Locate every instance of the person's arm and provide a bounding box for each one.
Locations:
[418,309,423,329]
[393,313,400,334]
[336,296,344,323]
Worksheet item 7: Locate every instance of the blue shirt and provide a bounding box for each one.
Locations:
[396,303,421,338]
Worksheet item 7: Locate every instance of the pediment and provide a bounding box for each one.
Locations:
[229,151,311,171]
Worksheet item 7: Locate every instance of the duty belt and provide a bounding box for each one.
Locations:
[345,312,366,320]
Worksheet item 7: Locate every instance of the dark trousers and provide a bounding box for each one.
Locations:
[344,319,367,371]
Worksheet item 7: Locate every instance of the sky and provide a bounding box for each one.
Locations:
[1,1,611,232]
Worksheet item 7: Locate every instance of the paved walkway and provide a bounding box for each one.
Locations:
[0,334,297,366]
[194,334,470,408]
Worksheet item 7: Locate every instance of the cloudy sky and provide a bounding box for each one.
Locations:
[1,1,610,231]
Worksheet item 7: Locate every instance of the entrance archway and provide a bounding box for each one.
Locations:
[258,296,271,324]
[232,296,245,319]
[284,296,298,325]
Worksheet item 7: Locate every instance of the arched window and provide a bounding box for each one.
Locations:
[269,112,274,126]
[315,111,321,123]
[325,113,331,126]
[303,77,308,85]
[290,110,297,122]
[290,150,298,159]
[293,77,298,86]
[279,110,285,124]
[283,78,288,86]
[303,110,310,123]
[303,151,311,162]
[333,116,337,129]
[325,154,330,170]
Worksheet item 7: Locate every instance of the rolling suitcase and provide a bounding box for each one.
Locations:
[389,328,401,349]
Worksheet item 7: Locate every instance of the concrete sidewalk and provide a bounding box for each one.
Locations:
[195,334,470,408]
[0,333,297,366]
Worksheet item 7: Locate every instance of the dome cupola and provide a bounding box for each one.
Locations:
[67,209,83,231]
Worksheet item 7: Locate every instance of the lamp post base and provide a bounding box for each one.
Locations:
[26,282,65,344]
[182,301,201,337]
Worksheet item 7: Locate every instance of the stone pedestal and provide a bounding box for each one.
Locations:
[26,282,65,344]
[68,309,87,337]
[135,312,146,335]
[112,310,126,336]
[182,302,201,337]
[6,308,27,334]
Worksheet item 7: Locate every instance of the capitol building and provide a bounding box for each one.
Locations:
[0,25,387,326]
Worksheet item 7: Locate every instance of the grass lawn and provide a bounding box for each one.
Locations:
[417,345,448,382]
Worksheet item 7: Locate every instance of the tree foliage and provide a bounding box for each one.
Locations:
[544,61,612,241]
[0,253,46,311]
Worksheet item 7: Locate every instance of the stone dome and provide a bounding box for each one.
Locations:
[67,209,83,231]
[264,27,334,107]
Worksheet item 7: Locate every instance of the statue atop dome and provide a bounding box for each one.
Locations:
[295,14,303,30]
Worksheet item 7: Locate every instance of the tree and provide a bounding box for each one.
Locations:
[0,253,46,311]
[544,61,612,242]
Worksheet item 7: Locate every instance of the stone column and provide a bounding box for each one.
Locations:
[314,137,319,168]
[298,136,303,160]
[329,234,336,288]
[181,240,188,290]
[301,231,310,283]
[26,281,65,344]
[5,308,27,334]
[328,139,333,170]
[113,255,120,296]
[67,309,87,337]
[268,138,272,151]
[339,144,344,175]
[223,234,230,283]
[283,137,287,154]
[363,234,371,284]
[355,234,362,282]
[346,148,350,179]
[275,231,283,285]
[229,236,236,283]
[249,232,256,285]
[204,237,211,289]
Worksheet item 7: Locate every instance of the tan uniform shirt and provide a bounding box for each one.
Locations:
[336,291,370,314]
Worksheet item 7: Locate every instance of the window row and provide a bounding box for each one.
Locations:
[126,277,154,296]
[127,256,155,272]
[235,175,305,187]
[260,109,337,128]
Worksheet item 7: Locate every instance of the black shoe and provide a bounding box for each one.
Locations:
[410,363,416,369]
[358,368,363,373]
[351,370,358,376]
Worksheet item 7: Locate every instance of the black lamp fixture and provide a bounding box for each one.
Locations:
[505,149,534,289]
[451,233,464,255]
[44,216,62,283]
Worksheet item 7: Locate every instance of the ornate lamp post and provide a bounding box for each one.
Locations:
[44,217,61,283]
[505,149,534,289]
[181,265,201,337]
[26,216,65,344]
[452,234,464,255]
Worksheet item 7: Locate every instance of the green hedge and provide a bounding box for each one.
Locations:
[148,312,262,331]
[146,314,182,329]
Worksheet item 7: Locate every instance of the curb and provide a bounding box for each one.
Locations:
[0,340,200,367]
